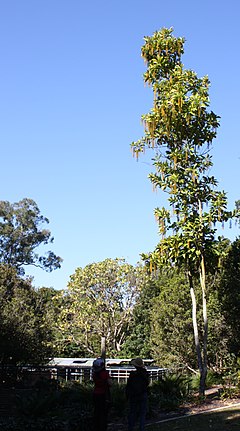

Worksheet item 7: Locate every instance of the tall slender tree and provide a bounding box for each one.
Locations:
[131,28,235,394]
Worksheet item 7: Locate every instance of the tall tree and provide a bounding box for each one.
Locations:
[131,28,235,394]
[57,258,145,357]
[0,198,62,274]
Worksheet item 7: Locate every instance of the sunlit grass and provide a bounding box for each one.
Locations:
[146,405,240,431]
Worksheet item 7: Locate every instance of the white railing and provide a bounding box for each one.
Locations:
[52,365,168,383]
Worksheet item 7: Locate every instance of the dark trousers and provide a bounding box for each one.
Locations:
[93,394,109,431]
[128,393,147,431]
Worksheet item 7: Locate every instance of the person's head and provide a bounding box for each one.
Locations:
[92,358,105,372]
[130,357,145,369]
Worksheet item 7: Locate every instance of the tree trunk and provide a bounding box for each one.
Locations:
[101,336,106,366]
[198,200,208,395]
[199,254,208,395]
[188,271,205,396]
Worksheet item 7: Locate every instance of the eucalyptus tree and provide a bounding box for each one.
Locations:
[0,198,62,275]
[131,28,236,394]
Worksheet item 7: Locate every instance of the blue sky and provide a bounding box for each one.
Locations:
[0,0,239,290]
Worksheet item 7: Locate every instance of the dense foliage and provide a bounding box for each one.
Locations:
[0,198,62,274]
[0,198,62,370]
[217,238,240,357]
[0,264,55,370]
[53,258,146,357]
[1,239,239,374]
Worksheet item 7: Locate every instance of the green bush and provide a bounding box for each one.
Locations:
[219,365,240,399]
[149,374,191,411]
[190,370,223,392]
[1,375,198,429]
[14,381,94,430]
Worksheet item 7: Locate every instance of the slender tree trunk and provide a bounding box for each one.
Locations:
[101,336,106,366]
[198,200,208,395]
[188,271,205,396]
[199,254,208,395]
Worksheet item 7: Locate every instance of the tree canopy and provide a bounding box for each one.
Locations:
[55,258,146,357]
[0,264,54,367]
[0,198,62,274]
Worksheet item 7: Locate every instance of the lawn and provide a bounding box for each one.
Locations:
[147,405,240,431]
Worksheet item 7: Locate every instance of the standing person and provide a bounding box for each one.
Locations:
[126,358,149,431]
[92,358,112,431]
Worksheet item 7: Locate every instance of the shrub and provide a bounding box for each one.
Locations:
[14,381,94,430]
[219,366,240,400]
[149,374,191,411]
[190,370,223,392]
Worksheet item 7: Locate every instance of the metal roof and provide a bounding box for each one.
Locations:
[48,357,155,368]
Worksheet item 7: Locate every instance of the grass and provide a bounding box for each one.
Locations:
[146,405,240,431]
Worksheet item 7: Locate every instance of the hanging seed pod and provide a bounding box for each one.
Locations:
[173,156,177,168]
[177,40,181,56]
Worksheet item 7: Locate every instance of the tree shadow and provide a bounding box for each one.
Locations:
[149,406,240,431]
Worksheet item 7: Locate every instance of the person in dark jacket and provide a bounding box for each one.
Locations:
[92,358,112,431]
[126,358,149,431]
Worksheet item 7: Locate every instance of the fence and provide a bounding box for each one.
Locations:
[1,358,168,386]
[52,366,167,384]
[49,358,168,384]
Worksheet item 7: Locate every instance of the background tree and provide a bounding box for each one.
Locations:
[122,264,232,372]
[35,286,63,356]
[131,28,235,394]
[0,264,54,373]
[0,198,62,274]
[149,268,230,372]
[206,277,230,371]
[217,238,240,358]
[48,289,83,357]
[121,275,159,358]
[56,258,145,357]
[149,270,195,370]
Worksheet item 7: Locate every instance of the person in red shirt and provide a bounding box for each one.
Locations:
[92,358,112,431]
